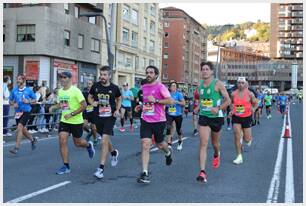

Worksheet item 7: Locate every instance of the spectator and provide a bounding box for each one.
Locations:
[3,76,12,136]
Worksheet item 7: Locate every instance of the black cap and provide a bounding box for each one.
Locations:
[60,71,72,78]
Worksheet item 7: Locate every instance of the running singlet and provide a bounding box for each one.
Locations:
[232,89,252,117]
[167,91,184,116]
[265,95,272,106]
[58,86,85,124]
[196,79,223,118]
[141,82,171,123]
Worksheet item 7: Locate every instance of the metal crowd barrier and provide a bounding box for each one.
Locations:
[3,103,61,131]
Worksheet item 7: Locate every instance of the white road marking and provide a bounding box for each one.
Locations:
[150,137,189,152]
[266,114,286,203]
[6,181,71,203]
[285,106,295,203]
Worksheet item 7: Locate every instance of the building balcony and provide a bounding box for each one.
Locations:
[296,52,303,58]
[292,5,303,11]
[291,18,303,24]
[292,12,303,17]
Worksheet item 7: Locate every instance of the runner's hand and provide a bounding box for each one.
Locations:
[210,107,219,114]
[92,101,98,107]
[147,95,155,103]
[228,111,233,117]
[64,113,72,120]
[13,103,19,108]
[113,109,120,117]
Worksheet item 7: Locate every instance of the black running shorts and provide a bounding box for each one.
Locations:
[198,115,224,132]
[94,116,116,136]
[232,115,253,129]
[166,114,183,135]
[59,122,83,138]
[140,119,166,144]
[16,112,31,127]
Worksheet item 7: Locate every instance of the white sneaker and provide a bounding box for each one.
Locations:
[94,168,104,179]
[177,141,183,151]
[39,129,44,133]
[43,128,49,132]
[4,132,12,136]
[245,139,252,147]
[97,135,102,140]
[110,149,119,167]
[233,154,243,165]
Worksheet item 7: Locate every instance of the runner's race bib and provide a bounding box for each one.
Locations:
[60,101,70,111]
[99,105,112,117]
[15,112,23,119]
[86,105,94,113]
[168,106,176,114]
[236,105,245,114]
[143,103,155,116]
[201,99,213,111]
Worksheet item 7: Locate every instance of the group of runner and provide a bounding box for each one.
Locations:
[8,61,291,184]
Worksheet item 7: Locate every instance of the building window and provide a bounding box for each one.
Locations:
[143,37,147,51]
[131,9,138,25]
[91,38,100,52]
[164,42,169,48]
[131,31,138,48]
[164,53,169,59]
[150,21,155,34]
[17,25,35,42]
[163,64,168,69]
[78,34,84,49]
[150,4,156,16]
[144,4,149,12]
[126,56,133,68]
[122,28,129,43]
[123,4,130,21]
[143,17,148,32]
[142,57,146,68]
[149,59,155,66]
[135,56,139,70]
[89,16,96,24]
[163,73,168,80]
[74,5,80,18]
[64,3,69,14]
[164,22,169,27]
[64,30,70,46]
[149,40,155,53]
[164,32,169,38]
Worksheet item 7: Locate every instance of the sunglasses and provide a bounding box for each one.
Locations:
[60,76,68,79]
[238,82,245,84]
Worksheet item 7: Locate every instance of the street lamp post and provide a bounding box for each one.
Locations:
[80,9,114,72]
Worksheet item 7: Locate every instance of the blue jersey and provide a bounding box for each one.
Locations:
[167,91,184,116]
[121,90,133,108]
[278,95,287,106]
[9,86,36,113]
[257,93,264,107]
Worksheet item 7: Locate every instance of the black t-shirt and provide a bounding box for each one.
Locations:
[89,82,121,115]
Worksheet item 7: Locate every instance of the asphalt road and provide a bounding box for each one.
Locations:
[3,100,303,203]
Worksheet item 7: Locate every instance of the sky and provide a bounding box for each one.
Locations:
[159,3,270,26]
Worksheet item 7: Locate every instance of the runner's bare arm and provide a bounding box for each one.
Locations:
[88,94,98,107]
[250,92,258,109]
[217,80,231,110]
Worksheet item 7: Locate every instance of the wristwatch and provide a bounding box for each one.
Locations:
[155,99,159,103]
[71,112,75,116]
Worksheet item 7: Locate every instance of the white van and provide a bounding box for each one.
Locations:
[263,88,279,95]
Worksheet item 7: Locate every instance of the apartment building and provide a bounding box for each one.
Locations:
[160,7,207,93]
[101,3,163,88]
[3,3,103,89]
